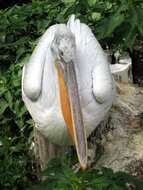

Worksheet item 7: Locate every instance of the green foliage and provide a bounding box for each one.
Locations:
[0,135,36,189]
[0,55,37,189]
[0,0,143,189]
[94,0,143,50]
[1,0,142,70]
[32,156,143,190]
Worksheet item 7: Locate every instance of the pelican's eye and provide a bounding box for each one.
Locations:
[59,50,64,57]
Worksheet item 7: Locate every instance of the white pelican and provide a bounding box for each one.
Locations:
[22,15,116,169]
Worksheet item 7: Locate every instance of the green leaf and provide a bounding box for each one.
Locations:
[4,91,13,108]
[123,26,137,49]
[135,7,143,33]
[0,99,8,115]
[110,183,124,190]
[91,12,101,21]
[62,0,76,4]
[87,0,97,7]
[96,11,125,39]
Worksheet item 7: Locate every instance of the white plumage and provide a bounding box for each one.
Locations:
[22,15,115,146]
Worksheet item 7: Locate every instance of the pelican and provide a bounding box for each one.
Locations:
[22,15,116,169]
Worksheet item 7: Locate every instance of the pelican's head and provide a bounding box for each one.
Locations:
[51,25,87,170]
[51,26,76,66]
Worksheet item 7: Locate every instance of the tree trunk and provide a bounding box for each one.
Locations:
[34,128,68,172]
[131,35,143,85]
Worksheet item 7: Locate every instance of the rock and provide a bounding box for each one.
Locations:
[96,79,143,180]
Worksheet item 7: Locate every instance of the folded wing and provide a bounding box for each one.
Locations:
[67,15,115,105]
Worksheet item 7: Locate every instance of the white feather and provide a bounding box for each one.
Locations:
[22,15,116,145]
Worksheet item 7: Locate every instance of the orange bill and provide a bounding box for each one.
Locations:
[55,63,87,169]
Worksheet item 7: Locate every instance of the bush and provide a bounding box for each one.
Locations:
[32,156,143,190]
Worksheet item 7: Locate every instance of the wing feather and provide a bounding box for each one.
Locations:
[67,15,115,104]
[22,25,57,101]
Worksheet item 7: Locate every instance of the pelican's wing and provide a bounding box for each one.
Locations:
[67,15,115,104]
[22,25,57,101]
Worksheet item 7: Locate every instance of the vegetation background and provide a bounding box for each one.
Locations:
[0,0,143,189]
